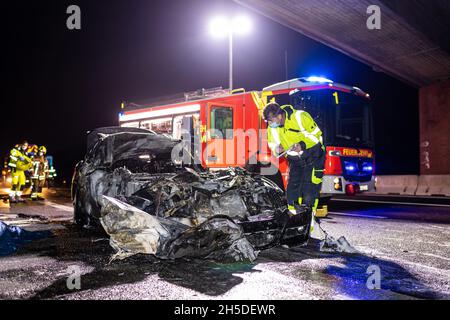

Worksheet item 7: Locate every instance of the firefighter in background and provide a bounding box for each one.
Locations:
[2,158,8,185]
[27,144,39,157]
[263,102,325,231]
[30,146,48,200]
[8,141,33,203]
[45,155,57,186]
[26,144,39,188]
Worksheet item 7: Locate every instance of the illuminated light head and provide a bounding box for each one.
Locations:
[305,76,333,83]
[209,16,252,38]
[209,17,231,38]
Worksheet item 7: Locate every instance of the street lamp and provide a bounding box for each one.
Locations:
[209,16,252,91]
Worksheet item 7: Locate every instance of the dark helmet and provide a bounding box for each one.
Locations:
[263,102,282,121]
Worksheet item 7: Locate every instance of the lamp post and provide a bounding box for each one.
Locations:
[209,16,251,91]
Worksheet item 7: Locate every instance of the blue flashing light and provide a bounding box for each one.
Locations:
[345,165,356,172]
[363,165,373,172]
[305,76,333,83]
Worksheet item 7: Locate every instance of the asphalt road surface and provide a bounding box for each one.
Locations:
[0,188,449,300]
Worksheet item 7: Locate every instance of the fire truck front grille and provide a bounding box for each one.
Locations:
[340,157,374,182]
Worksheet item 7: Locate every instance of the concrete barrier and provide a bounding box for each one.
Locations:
[416,175,450,197]
[375,175,418,195]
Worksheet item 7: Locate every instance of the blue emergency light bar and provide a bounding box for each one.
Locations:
[304,76,333,83]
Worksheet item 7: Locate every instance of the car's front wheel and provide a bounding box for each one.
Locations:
[73,190,88,228]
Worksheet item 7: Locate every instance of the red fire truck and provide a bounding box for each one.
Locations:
[119,77,375,197]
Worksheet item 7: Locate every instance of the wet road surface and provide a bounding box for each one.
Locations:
[0,188,449,300]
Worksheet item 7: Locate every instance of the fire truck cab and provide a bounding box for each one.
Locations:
[119,77,376,196]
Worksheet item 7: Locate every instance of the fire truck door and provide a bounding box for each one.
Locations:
[206,104,236,167]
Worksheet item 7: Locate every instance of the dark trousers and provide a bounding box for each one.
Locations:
[286,144,325,210]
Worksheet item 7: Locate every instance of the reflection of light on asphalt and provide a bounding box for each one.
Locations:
[329,211,387,219]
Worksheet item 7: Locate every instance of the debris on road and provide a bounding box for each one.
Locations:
[319,235,360,254]
[0,221,52,256]
[311,220,360,254]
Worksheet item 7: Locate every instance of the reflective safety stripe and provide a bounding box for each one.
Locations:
[305,132,320,144]
[311,127,321,135]
[295,110,320,145]
[270,127,281,144]
[295,111,306,132]
[269,127,282,155]
[313,199,319,212]
[268,142,278,153]
[10,156,18,161]
[8,163,17,167]
[311,168,323,184]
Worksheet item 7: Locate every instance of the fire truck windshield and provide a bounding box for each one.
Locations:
[271,89,374,149]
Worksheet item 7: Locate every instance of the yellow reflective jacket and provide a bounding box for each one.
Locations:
[267,105,323,156]
[9,148,32,171]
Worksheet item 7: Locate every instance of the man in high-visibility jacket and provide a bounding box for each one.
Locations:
[31,146,49,200]
[8,141,33,203]
[263,102,325,224]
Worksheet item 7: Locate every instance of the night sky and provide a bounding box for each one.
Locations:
[1,0,419,181]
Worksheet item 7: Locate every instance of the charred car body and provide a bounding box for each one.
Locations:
[71,127,312,261]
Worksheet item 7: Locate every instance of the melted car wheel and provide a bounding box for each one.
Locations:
[73,191,88,228]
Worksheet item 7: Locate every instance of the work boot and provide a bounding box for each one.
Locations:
[9,191,16,203]
[15,191,25,203]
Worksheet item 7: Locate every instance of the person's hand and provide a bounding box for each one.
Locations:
[276,145,285,155]
[291,143,302,153]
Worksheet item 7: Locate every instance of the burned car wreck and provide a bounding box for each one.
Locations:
[72,127,312,262]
